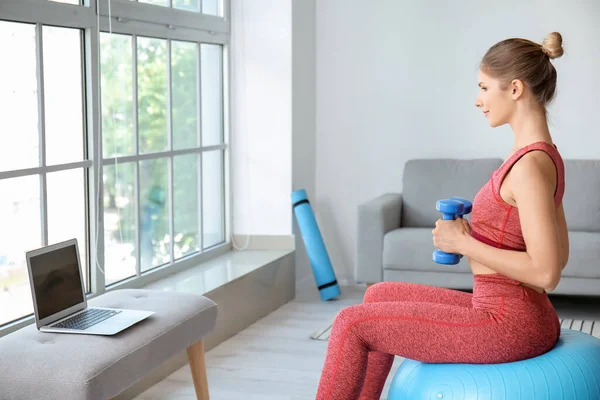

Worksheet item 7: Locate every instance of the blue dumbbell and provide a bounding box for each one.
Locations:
[432,199,465,265]
[448,197,472,218]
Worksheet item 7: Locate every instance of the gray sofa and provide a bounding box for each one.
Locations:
[356,158,600,296]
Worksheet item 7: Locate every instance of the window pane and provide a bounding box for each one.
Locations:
[174,155,200,259]
[49,0,80,4]
[0,21,39,172]
[0,176,41,326]
[201,44,223,146]
[202,0,220,16]
[101,33,134,158]
[138,37,168,154]
[104,163,136,286]
[202,151,224,248]
[44,26,85,166]
[174,0,200,12]
[172,41,199,150]
[47,169,87,291]
[139,0,168,7]
[140,158,170,271]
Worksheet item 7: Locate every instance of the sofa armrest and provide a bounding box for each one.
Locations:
[356,193,403,284]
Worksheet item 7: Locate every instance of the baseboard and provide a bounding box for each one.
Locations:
[232,234,295,250]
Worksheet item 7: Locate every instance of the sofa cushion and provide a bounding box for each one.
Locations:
[401,159,502,228]
[562,231,600,279]
[384,228,600,280]
[383,227,472,274]
[563,160,600,232]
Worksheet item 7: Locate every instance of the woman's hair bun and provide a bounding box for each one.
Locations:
[541,32,564,59]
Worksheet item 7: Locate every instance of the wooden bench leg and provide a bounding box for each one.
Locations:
[187,340,210,400]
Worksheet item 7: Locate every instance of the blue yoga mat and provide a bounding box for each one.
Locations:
[292,189,341,301]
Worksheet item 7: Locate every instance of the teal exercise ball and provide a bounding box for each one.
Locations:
[387,329,600,400]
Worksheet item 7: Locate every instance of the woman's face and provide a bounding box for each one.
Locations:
[474,70,514,128]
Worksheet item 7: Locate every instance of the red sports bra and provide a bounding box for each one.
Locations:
[470,141,565,251]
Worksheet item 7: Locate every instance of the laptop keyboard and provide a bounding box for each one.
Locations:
[52,308,121,330]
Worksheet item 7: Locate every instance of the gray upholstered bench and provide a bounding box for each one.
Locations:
[0,289,218,400]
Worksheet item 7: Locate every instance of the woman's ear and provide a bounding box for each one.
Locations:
[511,79,524,100]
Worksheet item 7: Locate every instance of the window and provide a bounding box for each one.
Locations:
[137,0,223,16]
[0,0,230,334]
[101,35,226,286]
[0,21,88,328]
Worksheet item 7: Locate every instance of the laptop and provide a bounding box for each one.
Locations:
[26,238,154,335]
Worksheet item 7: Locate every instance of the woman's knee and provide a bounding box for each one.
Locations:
[333,304,363,328]
[364,282,384,303]
[363,281,399,303]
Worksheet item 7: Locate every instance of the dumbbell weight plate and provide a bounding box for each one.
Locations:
[448,197,473,215]
[432,250,460,265]
[435,199,464,218]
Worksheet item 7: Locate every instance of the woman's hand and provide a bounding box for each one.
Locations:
[432,218,472,254]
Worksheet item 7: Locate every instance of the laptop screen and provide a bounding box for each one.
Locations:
[29,244,84,320]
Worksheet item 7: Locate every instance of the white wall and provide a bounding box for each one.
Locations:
[229,0,321,288]
[315,0,600,283]
[292,0,316,284]
[230,0,292,237]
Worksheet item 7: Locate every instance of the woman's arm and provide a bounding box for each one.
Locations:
[556,202,570,270]
[461,236,547,288]
[461,151,563,291]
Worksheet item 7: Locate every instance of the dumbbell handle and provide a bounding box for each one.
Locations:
[442,212,456,221]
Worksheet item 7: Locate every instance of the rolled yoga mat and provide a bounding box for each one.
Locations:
[292,189,341,301]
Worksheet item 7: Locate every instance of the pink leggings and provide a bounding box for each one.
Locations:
[315,273,561,400]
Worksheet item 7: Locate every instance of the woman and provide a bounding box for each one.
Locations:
[316,32,569,400]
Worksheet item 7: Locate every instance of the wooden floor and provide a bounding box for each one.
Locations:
[134,283,600,400]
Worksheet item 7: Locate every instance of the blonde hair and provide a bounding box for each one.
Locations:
[480,32,564,112]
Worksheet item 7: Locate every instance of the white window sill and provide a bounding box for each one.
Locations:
[142,249,294,294]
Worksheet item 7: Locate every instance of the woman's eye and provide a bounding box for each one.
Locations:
[481,87,487,91]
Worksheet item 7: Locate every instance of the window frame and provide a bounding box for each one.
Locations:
[0,0,232,337]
